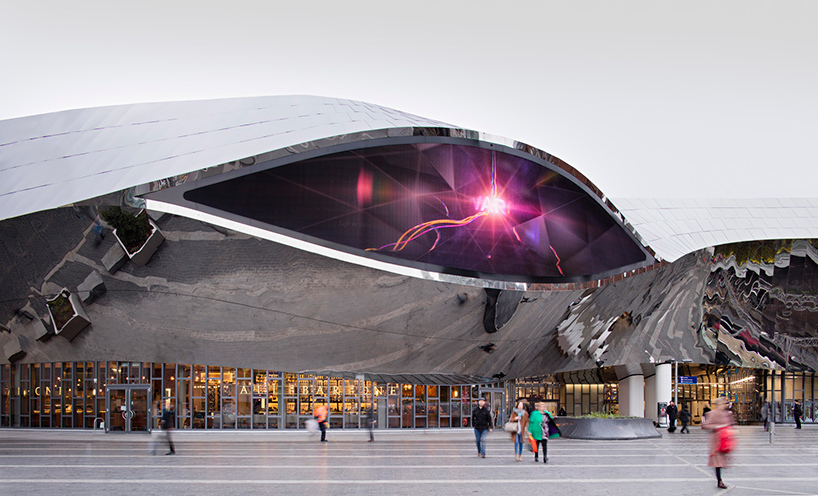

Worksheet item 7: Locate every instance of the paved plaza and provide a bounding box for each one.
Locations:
[0,425,816,496]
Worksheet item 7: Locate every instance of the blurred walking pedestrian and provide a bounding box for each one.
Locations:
[703,396,733,489]
[472,397,493,458]
[364,404,375,442]
[528,402,551,463]
[508,400,529,462]
[761,401,770,431]
[160,401,176,455]
[679,403,691,433]
[314,403,328,442]
[793,401,803,429]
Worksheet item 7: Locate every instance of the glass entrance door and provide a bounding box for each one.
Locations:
[105,385,151,432]
[480,389,506,428]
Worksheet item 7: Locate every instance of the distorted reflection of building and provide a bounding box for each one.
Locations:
[1,96,817,431]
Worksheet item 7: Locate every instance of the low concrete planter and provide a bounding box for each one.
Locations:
[46,289,91,341]
[554,417,661,440]
[3,335,26,363]
[114,216,164,267]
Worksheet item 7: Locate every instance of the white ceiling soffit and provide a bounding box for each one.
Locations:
[0,95,453,221]
[612,197,818,262]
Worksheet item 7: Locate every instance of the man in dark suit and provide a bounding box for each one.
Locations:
[666,400,678,433]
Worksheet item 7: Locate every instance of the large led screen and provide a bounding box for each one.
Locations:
[183,142,649,281]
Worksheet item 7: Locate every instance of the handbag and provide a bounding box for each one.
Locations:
[503,421,518,433]
[545,413,561,439]
[717,426,735,454]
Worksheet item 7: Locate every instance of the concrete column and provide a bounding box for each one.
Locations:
[644,373,657,421]
[655,362,672,405]
[618,374,645,418]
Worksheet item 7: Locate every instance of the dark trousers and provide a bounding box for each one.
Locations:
[319,421,327,441]
[533,438,547,461]
[164,429,175,454]
[668,417,677,432]
[795,416,802,429]
[680,420,689,433]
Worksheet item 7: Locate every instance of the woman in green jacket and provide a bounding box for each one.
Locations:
[528,402,549,463]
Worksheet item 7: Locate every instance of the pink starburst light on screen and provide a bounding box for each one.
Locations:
[366,150,564,277]
[478,195,508,215]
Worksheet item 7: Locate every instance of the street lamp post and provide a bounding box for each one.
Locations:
[674,358,694,405]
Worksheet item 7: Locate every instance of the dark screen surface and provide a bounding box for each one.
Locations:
[184,142,648,280]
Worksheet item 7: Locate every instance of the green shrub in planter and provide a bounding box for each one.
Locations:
[100,207,152,254]
[46,288,91,341]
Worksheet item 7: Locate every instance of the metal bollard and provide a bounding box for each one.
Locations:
[769,420,775,444]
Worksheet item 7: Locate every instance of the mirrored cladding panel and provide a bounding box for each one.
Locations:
[149,137,654,284]
[703,239,818,372]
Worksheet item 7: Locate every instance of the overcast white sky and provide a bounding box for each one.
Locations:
[2,1,816,199]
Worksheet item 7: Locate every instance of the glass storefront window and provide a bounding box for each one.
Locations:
[252,398,266,429]
[267,375,280,415]
[237,379,252,416]
[298,378,313,399]
[253,371,266,394]
[127,362,141,383]
[361,396,373,424]
[285,398,297,428]
[402,398,413,428]
[207,366,221,429]
[329,378,342,414]
[192,365,206,397]
[222,398,236,428]
[415,385,426,402]
[299,391,313,416]
[285,373,297,397]
[191,397,205,429]
[345,379,358,398]
[163,364,176,399]
[178,378,190,428]
[428,399,438,428]
[0,361,514,431]
[314,376,327,398]
[345,398,359,428]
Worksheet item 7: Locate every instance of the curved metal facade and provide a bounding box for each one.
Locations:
[1,96,817,390]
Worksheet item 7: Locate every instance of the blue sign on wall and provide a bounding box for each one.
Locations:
[678,376,697,385]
